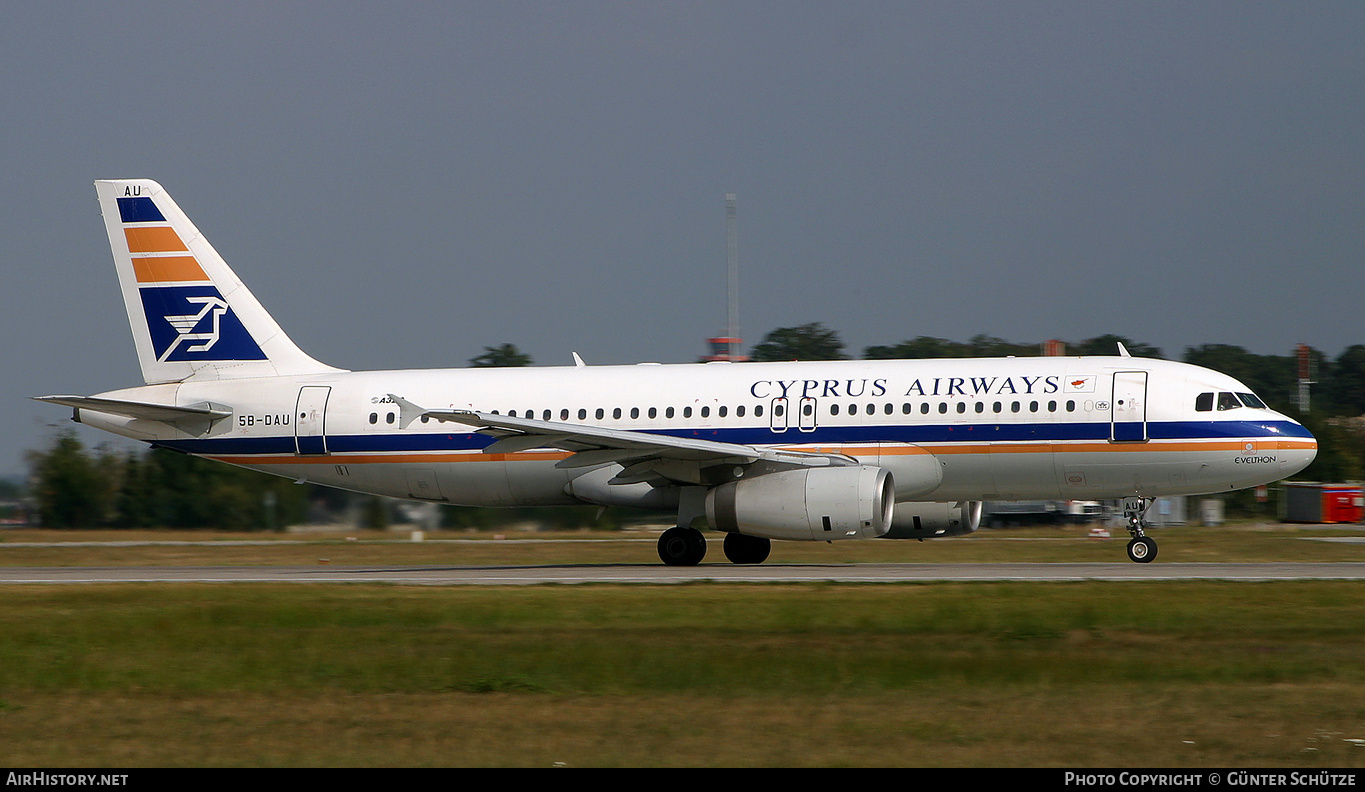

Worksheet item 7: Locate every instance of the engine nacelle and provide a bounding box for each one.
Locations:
[881,501,983,539]
[706,465,895,541]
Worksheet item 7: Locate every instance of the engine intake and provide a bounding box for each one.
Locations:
[706,465,895,541]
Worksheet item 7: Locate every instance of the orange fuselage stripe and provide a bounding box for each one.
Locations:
[208,438,1315,467]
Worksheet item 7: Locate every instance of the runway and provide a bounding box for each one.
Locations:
[2,562,1364,585]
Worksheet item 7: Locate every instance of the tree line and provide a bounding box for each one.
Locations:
[23,328,1365,528]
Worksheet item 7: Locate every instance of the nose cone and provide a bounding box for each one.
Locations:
[1278,416,1318,479]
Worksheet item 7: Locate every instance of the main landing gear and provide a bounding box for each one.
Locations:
[657,526,707,566]
[656,527,772,566]
[1122,496,1158,563]
[722,532,771,565]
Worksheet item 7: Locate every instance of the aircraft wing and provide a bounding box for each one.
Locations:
[33,395,232,433]
[388,395,855,486]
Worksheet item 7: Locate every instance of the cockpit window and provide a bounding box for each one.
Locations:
[1217,392,1243,411]
[1237,392,1267,409]
[1195,392,1214,412]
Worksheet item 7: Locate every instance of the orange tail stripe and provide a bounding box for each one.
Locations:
[124,226,188,254]
[131,255,209,283]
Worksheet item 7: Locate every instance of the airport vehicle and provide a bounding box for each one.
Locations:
[36,180,1318,565]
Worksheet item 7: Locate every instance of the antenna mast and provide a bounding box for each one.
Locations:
[726,193,739,360]
[702,194,747,361]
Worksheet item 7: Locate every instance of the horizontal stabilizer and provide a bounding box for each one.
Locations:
[34,395,232,432]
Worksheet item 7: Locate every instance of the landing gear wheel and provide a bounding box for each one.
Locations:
[1121,496,1157,564]
[658,527,707,566]
[723,532,771,565]
[1126,536,1157,564]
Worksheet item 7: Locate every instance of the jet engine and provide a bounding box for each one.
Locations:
[881,500,983,539]
[706,465,895,541]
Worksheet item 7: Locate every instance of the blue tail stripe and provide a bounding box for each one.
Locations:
[117,197,165,223]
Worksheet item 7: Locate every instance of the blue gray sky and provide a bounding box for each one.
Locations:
[4,2,1363,476]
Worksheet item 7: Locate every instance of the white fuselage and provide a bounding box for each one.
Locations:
[78,355,1317,510]
[47,178,1320,564]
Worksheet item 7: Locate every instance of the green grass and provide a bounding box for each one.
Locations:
[0,583,1364,766]
[0,583,1361,694]
[1,525,1363,766]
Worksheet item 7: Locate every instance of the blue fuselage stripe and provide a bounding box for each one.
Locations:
[163,420,1312,457]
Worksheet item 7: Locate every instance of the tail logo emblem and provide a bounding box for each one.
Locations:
[159,295,230,361]
[140,286,267,362]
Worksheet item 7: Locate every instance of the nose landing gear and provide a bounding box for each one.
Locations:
[1122,497,1158,563]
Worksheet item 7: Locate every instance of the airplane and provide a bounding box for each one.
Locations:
[36,179,1318,565]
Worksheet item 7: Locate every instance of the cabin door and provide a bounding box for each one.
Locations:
[1110,372,1148,443]
[295,386,332,455]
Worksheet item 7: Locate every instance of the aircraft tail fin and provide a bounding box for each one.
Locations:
[95,179,342,384]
